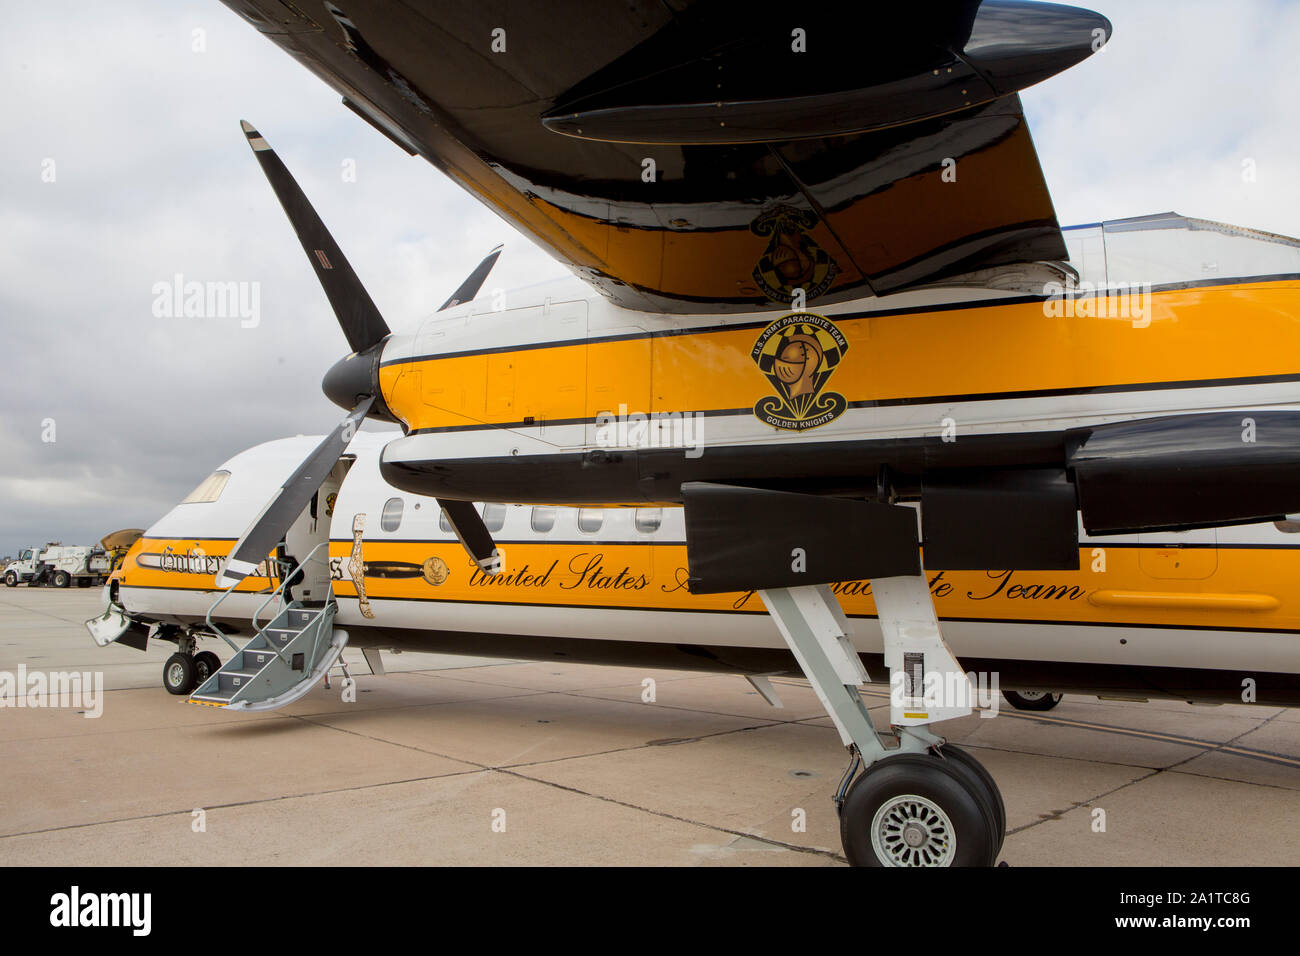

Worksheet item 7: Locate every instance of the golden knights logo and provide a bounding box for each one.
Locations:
[750,205,838,303]
[751,312,850,430]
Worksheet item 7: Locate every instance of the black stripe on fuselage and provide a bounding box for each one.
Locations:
[142,535,1300,551]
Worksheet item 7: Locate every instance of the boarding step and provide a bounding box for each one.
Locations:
[286,607,322,628]
[262,628,296,649]
[188,601,347,711]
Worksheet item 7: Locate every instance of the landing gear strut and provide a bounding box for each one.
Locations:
[162,631,205,696]
[760,579,1004,867]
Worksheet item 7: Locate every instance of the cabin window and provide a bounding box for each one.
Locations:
[531,506,557,534]
[634,508,662,533]
[380,497,404,532]
[483,503,507,533]
[577,508,604,533]
[437,503,511,534]
[182,470,230,504]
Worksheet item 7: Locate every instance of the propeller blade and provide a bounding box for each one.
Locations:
[436,499,503,574]
[217,396,375,587]
[240,120,391,354]
[438,244,503,311]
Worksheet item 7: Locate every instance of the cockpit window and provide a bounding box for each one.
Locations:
[182,470,231,504]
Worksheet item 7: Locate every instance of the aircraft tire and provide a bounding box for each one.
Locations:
[932,744,1006,855]
[840,753,997,867]
[1002,690,1063,711]
[193,651,222,686]
[163,653,197,696]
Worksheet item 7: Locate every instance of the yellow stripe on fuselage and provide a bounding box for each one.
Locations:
[117,536,1300,633]
[379,281,1300,432]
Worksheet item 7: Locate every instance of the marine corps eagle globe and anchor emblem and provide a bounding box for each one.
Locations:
[751,313,850,431]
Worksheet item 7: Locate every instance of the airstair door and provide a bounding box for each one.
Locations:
[284,457,355,603]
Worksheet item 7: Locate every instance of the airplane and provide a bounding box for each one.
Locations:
[85,0,1300,866]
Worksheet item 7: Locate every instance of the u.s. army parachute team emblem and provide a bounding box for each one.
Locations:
[751,312,850,430]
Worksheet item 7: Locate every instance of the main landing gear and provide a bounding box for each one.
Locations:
[161,631,222,696]
[760,578,1005,867]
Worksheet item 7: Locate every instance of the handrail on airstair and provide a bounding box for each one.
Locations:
[250,541,331,666]
[203,577,249,655]
[251,540,330,633]
[203,541,331,667]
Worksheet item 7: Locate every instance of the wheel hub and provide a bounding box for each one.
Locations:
[871,795,956,866]
[167,663,186,687]
[902,822,928,848]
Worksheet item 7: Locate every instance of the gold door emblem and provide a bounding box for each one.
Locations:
[421,556,449,586]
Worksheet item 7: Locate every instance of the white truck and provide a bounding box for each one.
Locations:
[4,543,112,588]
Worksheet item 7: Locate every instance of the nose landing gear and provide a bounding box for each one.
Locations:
[163,653,197,696]
[160,631,222,696]
[1003,689,1063,711]
[193,651,222,685]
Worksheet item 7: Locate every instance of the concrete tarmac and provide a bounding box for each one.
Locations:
[1,587,1297,866]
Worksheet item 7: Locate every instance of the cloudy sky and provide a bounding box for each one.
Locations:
[1,0,1298,558]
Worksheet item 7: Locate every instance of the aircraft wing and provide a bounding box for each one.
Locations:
[222,0,1109,312]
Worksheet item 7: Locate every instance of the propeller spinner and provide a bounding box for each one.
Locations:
[217,121,505,588]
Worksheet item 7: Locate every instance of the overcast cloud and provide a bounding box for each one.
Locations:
[1,0,1298,558]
